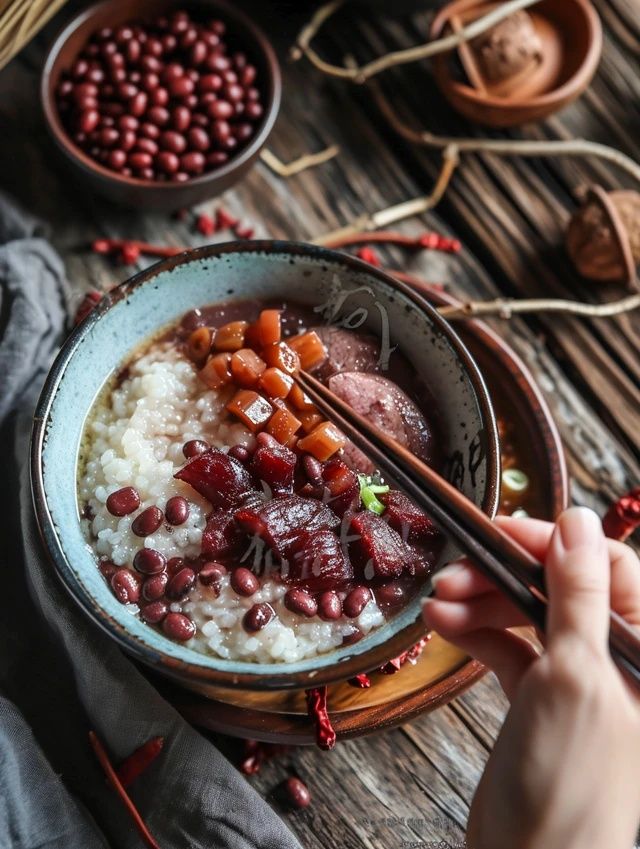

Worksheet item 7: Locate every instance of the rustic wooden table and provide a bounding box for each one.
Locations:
[1,1,639,847]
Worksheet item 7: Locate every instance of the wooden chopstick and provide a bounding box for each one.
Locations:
[297,370,640,686]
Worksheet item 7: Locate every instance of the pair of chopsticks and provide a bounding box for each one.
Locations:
[297,370,640,687]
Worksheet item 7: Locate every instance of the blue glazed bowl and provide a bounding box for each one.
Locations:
[31,241,499,693]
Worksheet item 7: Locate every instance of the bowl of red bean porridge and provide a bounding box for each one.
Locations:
[40,0,281,209]
[31,241,499,693]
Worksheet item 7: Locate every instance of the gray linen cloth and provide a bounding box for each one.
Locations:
[0,191,302,849]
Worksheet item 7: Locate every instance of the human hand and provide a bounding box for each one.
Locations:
[422,507,640,849]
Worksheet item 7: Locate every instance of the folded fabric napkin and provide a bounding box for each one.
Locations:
[0,190,301,849]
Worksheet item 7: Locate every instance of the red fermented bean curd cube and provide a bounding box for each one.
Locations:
[249,442,297,494]
[320,458,360,516]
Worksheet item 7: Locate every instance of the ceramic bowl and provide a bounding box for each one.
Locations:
[430,0,602,128]
[31,241,500,693]
[40,0,281,210]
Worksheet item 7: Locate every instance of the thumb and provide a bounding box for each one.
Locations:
[545,506,610,651]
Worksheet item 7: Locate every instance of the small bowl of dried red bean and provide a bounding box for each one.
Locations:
[41,0,281,210]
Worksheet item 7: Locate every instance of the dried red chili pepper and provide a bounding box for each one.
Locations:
[120,242,141,265]
[235,224,255,240]
[348,673,371,688]
[356,246,382,267]
[380,636,431,675]
[116,736,164,788]
[216,206,239,230]
[196,213,216,237]
[305,686,336,750]
[603,488,640,542]
[88,731,162,849]
[91,238,185,260]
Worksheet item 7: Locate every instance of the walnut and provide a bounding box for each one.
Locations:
[470,10,542,85]
[566,187,640,285]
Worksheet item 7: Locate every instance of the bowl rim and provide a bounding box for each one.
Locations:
[30,240,500,691]
[430,0,602,110]
[40,0,282,191]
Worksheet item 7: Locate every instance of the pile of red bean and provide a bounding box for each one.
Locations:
[55,9,265,182]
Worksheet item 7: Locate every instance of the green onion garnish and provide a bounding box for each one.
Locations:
[502,468,529,493]
[358,474,390,515]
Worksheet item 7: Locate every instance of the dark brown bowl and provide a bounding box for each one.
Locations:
[41,0,281,210]
[430,0,602,128]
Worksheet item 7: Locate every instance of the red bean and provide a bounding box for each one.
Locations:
[166,566,196,599]
[74,81,98,100]
[107,149,126,170]
[207,99,233,120]
[343,586,372,618]
[106,486,140,516]
[282,777,311,809]
[166,495,189,525]
[211,120,231,143]
[199,73,222,93]
[191,111,209,126]
[187,127,209,151]
[118,114,139,131]
[374,581,408,609]
[199,561,227,587]
[120,129,136,151]
[169,76,194,98]
[206,53,229,73]
[111,568,140,604]
[162,62,184,82]
[190,41,208,66]
[72,59,89,79]
[57,79,74,98]
[284,588,318,618]
[243,602,274,632]
[225,83,244,103]
[162,612,195,641]
[126,39,141,63]
[133,547,166,575]
[148,105,169,126]
[118,81,138,100]
[160,130,187,154]
[144,37,163,57]
[318,591,342,621]
[79,109,99,133]
[240,65,257,87]
[140,122,160,139]
[180,151,205,174]
[131,505,164,536]
[183,439,209,458]
[222,69,238,85]
[161,34,177,53]
[246,86,260,102]
[230,567,259,597]
[167,556,185,576]
[99,559,118,581]
[141,72,160,92]
[234,123,254,143]
[115,25,134,44]
[135,137,159,156]
[342,627,364,645]
[180,27,198,49]
[142,571,168,601]
[228,445,250,463]
[169,105,190,132]
[245,102,263,121]
[128,151,153,170]
[99,127,119,147]
[156,150,180,174]
[207,151,228,167]
[140,600,168,623]
[151,87,169,106]
[130,91,148,117]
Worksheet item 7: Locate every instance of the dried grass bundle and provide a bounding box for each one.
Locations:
[0,0,68,70]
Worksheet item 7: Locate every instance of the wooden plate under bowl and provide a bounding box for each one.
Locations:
[149,285,568,743]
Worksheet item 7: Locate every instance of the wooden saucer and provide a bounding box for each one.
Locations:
[430,0,603,127]
[150,285,569,743]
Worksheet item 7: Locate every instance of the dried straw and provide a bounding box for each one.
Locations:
[0,0,68,70]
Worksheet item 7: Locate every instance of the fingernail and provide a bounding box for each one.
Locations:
[431,561,466,587]
[558,506,603,551]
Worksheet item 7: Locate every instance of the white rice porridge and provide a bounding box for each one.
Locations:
[79,340,384,663]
